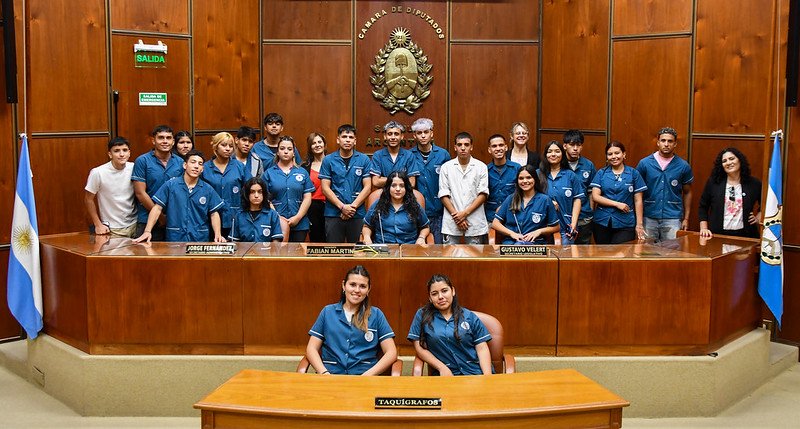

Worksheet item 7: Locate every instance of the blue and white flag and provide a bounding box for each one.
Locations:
[758,133,783,329]
[7,135,43,339]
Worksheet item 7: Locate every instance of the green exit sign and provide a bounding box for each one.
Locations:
[135,52,166,68]
[139,93,167,106]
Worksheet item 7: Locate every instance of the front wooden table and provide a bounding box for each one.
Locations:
[195,369,629,428]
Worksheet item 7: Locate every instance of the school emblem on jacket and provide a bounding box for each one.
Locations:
[233,186,240,194]
[628,185,634,193]
[295,174,304,182]
[583,171,589,178]
[435,166,441,174]
[565,189,572,197]
[460,321,470,330]
[199,196,207,205]
[262,226,271,237]
[365,331,374,342]
[355,168,363,176]
[671,179,679,187]
[532,213,542,223]
[370,28,432,115]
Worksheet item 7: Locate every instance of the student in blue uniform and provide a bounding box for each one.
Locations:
[306,265,398,375]
[540,140,584,244]
[229,177,283,242]
[233,126,263,180]
[492,165,559,245]
[319,124,373,243]
[409,118,450,244]
[172,130,194,159]
[251,113,302,169]
[369,121,421,188]
[635,127,694,241]
[201,132,246,240]
[262,136,315,242]
[408,274,492,376]
[563,129,597,244]
[362,171,430,244]
[133,150,226,243]
[590,141,648,244]
[132,125,184,241]
[485,134,520,222]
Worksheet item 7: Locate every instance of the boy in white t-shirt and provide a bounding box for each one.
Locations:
[84,136,138,237]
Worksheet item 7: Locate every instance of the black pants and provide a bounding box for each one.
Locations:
[574,218,593,244]
[137,222,166,241]
[308,200,326,243]
[325,217,363,243]
[591,221,635,244]
[288,229,308,242]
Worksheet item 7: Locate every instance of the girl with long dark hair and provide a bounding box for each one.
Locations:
[362,171,430,244]
[491,165,559,244]
[301,132,328,242]
[228,177,282,242]
[407,274,492,376]
[540,140,584,244]
[590,141,647,244]
[306,265,397,375]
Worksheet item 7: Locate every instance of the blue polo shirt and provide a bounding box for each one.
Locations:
[200,158,246,229]
[636,153,694,220]
[229,208,283,242]
[363,201,430,244]
[407,308,492,376]
[309,303,395,375]
[152,177,225,242]
[131,150,185,223]
[485,160,521,221]
[494,192,559,244]
[318,150,372,218]
[542,168,585,229]
[568,157,597,220]
[369,147,421,178]
[590,166,647,228]
[251,140,302,169]
[410,145,451,217]
[262,165,315,230]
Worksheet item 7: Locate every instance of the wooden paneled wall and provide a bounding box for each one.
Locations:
[5,0,797,340]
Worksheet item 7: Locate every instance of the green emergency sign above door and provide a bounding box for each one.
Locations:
[134,40,168,69]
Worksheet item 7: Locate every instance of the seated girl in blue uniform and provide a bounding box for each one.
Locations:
[306,265,397,375]
[491,165,559,244]
[590,141,648,244]
[540,140,584,245]
[229,177,283,242]
[362,171,430,244]
[262,136,315,242]
[408,274,493,376]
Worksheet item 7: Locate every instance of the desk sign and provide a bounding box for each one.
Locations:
[499,245,549,257]
[375,397,442,410]
[305,245,354,256]
[185,243,237,255]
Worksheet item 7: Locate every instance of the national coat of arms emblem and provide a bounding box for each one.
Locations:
[370,28,432,115]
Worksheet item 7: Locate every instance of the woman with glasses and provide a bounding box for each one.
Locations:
[505,122,541,168]
[698,148,761,238]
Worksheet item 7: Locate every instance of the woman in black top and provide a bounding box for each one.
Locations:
[698,148,761,238]
[505,122,541,168]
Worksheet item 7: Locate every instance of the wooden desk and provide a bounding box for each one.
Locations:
[195,369,629,428]
[39,233,760,356]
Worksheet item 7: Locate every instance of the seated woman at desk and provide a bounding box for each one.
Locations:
[590,141,647,244]
[229,177,283,242]
[408,274,492,376]
[306,265,397,375]
[491,165,559,244]
[362,171,430,244]
[698,147,762,238]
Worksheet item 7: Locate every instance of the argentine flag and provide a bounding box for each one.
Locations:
[7,135,43,339]
[758,133,783,329]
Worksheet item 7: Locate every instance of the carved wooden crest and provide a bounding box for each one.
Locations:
[370,28,432,115]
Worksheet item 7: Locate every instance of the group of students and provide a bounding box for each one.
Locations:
[307,266,493,376]
[84,114,762,246]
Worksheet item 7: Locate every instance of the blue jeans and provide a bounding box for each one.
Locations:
[643,217,682,242]
[429,215,444,244]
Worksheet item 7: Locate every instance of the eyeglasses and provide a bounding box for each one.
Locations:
[728,186,735,201]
